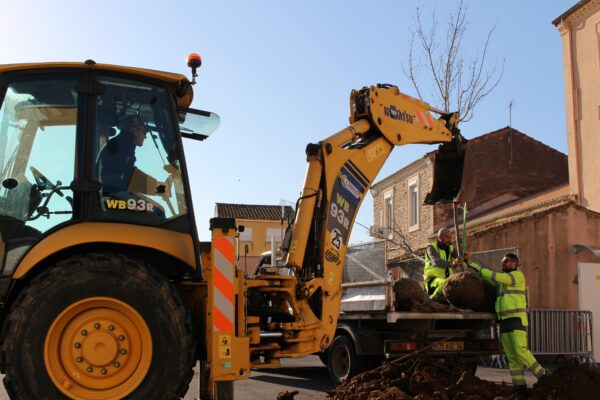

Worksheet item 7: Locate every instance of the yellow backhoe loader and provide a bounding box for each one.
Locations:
[0,57,465,399]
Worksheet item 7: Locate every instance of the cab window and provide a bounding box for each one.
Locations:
[0,78,78,233]
[0,76,79,274]
[93,76,187,225]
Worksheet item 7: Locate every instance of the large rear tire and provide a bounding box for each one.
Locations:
[1,253,195,400]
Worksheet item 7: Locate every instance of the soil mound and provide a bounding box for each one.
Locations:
[277,390,299,400]
[529,363,600,400]
[327,357,514,400]
[326,356,600,400]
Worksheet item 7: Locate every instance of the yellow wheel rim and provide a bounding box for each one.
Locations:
[44,297,153,400]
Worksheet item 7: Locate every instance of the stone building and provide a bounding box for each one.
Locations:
[370,127,569,265]
[370,155,434,262]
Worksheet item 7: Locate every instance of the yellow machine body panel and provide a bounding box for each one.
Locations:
[350,85,456,145]
[0,62,194,108]
[12,222,196,279]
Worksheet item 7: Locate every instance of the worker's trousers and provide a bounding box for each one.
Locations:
[426,277,446,302]
[500,329,545,386]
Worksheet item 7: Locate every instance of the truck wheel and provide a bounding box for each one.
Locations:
[318,349,329,366]
[1,253,195,400]
[327,335,365,385]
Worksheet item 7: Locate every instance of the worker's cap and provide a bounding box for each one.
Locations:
[500,253,519,265]
[121,115,150,133]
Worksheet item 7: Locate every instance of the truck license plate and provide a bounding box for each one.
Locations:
[432,341,464,351]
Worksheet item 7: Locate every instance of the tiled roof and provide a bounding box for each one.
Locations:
[215,203,295,221]
[463,185,575,235]
[426,185,575,244]
[466,126,565,156]
[425,126,565,158]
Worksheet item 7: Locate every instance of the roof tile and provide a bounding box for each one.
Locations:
[215,203,295,221]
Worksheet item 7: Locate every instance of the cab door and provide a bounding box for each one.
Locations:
[0,74,82,275]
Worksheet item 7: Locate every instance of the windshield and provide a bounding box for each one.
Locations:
[94,75,188,224]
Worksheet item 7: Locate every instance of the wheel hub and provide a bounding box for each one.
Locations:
[45,297,152,400]
[331,346,350,379]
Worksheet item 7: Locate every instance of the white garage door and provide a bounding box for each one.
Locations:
[578,262,600,362]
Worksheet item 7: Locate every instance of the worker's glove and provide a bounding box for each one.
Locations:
[464,252,472,263]
[451,258,463,268]
[467,262,481,273]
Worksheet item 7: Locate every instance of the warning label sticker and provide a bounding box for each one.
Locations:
[218,334,232,359]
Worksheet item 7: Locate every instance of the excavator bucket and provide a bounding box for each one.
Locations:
[424,134,468,204]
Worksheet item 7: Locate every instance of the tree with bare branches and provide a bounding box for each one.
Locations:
[403,0,504,123]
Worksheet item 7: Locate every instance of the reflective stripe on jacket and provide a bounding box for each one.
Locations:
[423,241,456,280]
[469,262,528,326]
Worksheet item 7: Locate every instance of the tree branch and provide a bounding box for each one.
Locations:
[403,0,503,121]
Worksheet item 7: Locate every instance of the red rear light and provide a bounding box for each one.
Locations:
[389,342,417,352]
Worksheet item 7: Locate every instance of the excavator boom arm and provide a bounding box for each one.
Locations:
[245,84,465,365]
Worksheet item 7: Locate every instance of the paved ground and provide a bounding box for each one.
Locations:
[0,356,332,400]
[235,356,333,400]
[0,357,537,399]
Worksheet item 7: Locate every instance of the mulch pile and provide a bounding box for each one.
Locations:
[324,356,600,400]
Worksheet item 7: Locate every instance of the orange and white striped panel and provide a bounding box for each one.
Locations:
[212,236,235,333]
[415,110,434,128]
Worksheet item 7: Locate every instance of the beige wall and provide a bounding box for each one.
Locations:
[236,219,286,256]
[234,219,287,274]
[372,157,435,262]
[468,205,600,309]
[557,1,600,212]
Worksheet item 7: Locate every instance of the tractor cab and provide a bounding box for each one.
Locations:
[0,62,218,277]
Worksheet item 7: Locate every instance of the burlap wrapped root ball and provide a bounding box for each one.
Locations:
[479,279,497,312]
[443,272,496,311]
[393,278,425,311]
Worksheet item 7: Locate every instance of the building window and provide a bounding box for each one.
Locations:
[239,227,253,242]
[266,227,283,247]
[408,176,419,231]
[384,192,393,238]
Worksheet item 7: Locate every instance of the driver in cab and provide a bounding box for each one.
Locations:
[98,115,170,214]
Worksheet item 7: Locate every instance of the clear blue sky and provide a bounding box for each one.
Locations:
[0,0,574,243]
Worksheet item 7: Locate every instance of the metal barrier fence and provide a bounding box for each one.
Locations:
[528,309,595,364]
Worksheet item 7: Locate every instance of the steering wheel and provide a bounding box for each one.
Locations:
[30,166,63,197]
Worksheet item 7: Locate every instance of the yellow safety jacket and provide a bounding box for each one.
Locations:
[469,262,528,326]
[423,241,456,283]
